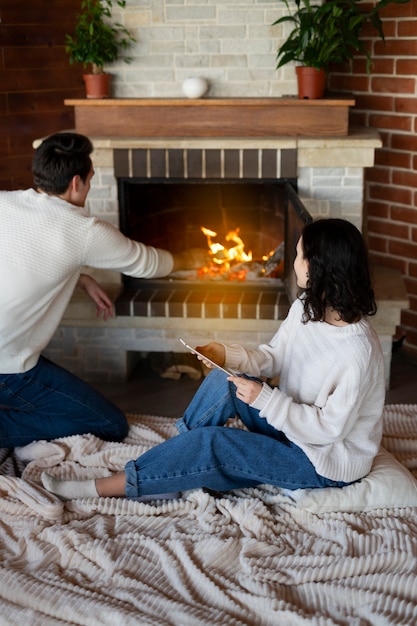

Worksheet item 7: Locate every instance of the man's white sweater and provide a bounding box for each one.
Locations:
[224,298,386,483]
[0,189,173,374]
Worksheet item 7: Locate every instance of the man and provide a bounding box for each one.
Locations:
[0,132,206,448]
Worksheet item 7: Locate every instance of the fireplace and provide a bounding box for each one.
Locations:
[118,180,286,269]
[45,129,403,386]
[113,145,310,321]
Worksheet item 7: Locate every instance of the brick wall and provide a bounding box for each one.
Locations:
[0,0,85,189]
[328,0,417,353]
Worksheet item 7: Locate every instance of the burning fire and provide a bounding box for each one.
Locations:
[199,226,253,280]
[179,225,283,282]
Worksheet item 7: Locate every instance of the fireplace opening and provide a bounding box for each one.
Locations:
[118,179,299,279]
[115,179,311,319]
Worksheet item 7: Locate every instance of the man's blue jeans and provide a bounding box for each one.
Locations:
[0,356,128,447]
[125,369,350,498]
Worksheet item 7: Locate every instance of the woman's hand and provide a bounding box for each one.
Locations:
[228,375,263,405]
[194,342,226,369]
[77,274,115,321]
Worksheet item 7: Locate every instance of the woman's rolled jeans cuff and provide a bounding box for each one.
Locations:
[124,460,181,500]
[176,416,189,434]
[125,459,140,498]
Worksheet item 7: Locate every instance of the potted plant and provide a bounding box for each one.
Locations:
[65,0,136,98]
[274,0,409,99]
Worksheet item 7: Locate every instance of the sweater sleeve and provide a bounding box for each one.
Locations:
[251,370,363,446]
[83,218,174,278]
[223,298,300,378]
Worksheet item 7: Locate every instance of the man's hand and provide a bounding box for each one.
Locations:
[77,274,115,321]
[172,248,210,272]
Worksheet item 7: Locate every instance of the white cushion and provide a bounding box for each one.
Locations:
[291,447,417,513]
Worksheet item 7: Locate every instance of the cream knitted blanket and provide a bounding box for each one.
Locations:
[0,406,417,625]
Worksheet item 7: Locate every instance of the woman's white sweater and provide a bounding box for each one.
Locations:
[224,298,386,483]
[0,189,173,374]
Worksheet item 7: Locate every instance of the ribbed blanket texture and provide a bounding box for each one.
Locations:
[0,405,417,625]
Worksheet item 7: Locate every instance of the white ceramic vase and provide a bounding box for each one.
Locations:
[182,77,208,99]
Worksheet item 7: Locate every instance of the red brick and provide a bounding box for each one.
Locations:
[330,74,370,93]
[369,113,412,131]
[374,150,411,169]
[403,328,417,349]
[393,170,417,188]
[377,16,397,34]
[401,308,417,328]
[371,76,416,94]
[353,94,395,112]
[403,279,417,298]
[374,39,417,56]
[407,262,417,279]
[404,300,417,320]
[391,206,417,225]
[368,234,389,253]
[389,239,417,260]
[369,252,406,273]
[369,184,412,205]
[367,217,409,239]
[398,19,417,37]
[384,2,415,18]
[396,59,417,75]
[395,96,417,114]
[392,134,417,152]
[345,58,369,75]
[365,58,395,74]
[366,165,391,183]
[411,227,417,243]
[366,201,390,219]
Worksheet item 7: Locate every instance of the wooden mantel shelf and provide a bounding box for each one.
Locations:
[65,97,355,138]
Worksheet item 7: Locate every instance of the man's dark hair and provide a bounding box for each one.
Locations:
[301,218,377,323]
[32,132,93,194]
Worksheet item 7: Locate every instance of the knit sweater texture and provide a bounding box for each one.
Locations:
[224,298,386,483]
[0,189,173,374]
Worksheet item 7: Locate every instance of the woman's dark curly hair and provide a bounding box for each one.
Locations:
[300,218,377,324]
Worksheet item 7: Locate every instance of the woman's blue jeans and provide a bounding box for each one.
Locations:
[125,369,349,498]
[0,356,128,447]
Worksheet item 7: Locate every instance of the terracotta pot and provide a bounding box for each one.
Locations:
[296,66,326,99]
[83,73,111,99]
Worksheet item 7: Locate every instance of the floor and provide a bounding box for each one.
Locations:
[92,346,417,416]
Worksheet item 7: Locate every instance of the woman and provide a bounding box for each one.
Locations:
[42,218,386,501]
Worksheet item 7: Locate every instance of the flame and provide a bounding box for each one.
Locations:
[201,226,252,275]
